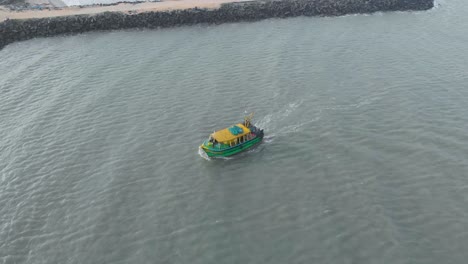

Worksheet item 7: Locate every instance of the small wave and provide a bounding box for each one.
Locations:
[433,0,443,8]
[288,100,303,109]
[197,147,210,161]
[253,99,325,142]
[215,156,234,161]
[316,93,383,112]
[354,97,377,108]
[198,147,237,161]
[278,116,322,135]
[281,124,302,134]
[282,99,304,118]
[263,135,275,143]
[255,114,273,130]
[255,99,304,130]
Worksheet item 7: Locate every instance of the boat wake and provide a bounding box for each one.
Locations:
[198,99,319,159]
[267,92,384,138]
[263,135,275,143]
[215,156,234,160]
[198,147,236,161]
[433,0,443,8]
[255,99,304,131]
[254,99,324,142]
[198,147,211,161]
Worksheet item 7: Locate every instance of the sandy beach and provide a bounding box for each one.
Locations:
[0,0,249,21]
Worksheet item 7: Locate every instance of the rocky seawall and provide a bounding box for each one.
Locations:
[0,0,434,49]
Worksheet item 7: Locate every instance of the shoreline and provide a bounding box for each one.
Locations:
[0,0,434,49]
[0,0,252,21]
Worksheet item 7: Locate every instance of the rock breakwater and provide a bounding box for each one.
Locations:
[0,0,434,49]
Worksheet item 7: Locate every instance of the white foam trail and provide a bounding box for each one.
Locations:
[316,93,384,112]
[263,135,275,143]
[198,147,237,160]
[255,99,304,130]
[198,147,210,161]
[278,115,322,135]
[253,99,312,144]
[433,0,443,8]
[281,124,302,134]
[216,156,234,160]
[255,114,273,130]
[282,100,303,118]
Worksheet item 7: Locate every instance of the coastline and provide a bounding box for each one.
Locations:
[0,0,434,49]
[0,0,251,21]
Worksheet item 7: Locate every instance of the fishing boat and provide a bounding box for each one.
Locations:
[200,113,264,158]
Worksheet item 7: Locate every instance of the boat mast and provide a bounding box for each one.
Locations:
[244,112,254,127]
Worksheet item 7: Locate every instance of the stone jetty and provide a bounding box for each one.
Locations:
[0,0,434,49]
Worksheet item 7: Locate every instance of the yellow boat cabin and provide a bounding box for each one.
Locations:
[209,123,255,147]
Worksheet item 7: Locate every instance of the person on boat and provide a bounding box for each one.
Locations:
[208,136,215,147]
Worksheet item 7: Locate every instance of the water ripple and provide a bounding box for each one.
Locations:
[2,4,468,263]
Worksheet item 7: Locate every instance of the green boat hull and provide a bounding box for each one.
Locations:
[202,136,263,157]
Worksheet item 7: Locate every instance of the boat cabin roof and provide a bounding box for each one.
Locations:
[211,123,251,142]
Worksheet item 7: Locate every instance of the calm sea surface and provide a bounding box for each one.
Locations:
[2,1,468,263]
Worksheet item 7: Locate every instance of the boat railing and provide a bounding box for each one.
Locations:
[209,133,259,151]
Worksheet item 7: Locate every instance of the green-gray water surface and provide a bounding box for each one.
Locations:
[2,0,468,263]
